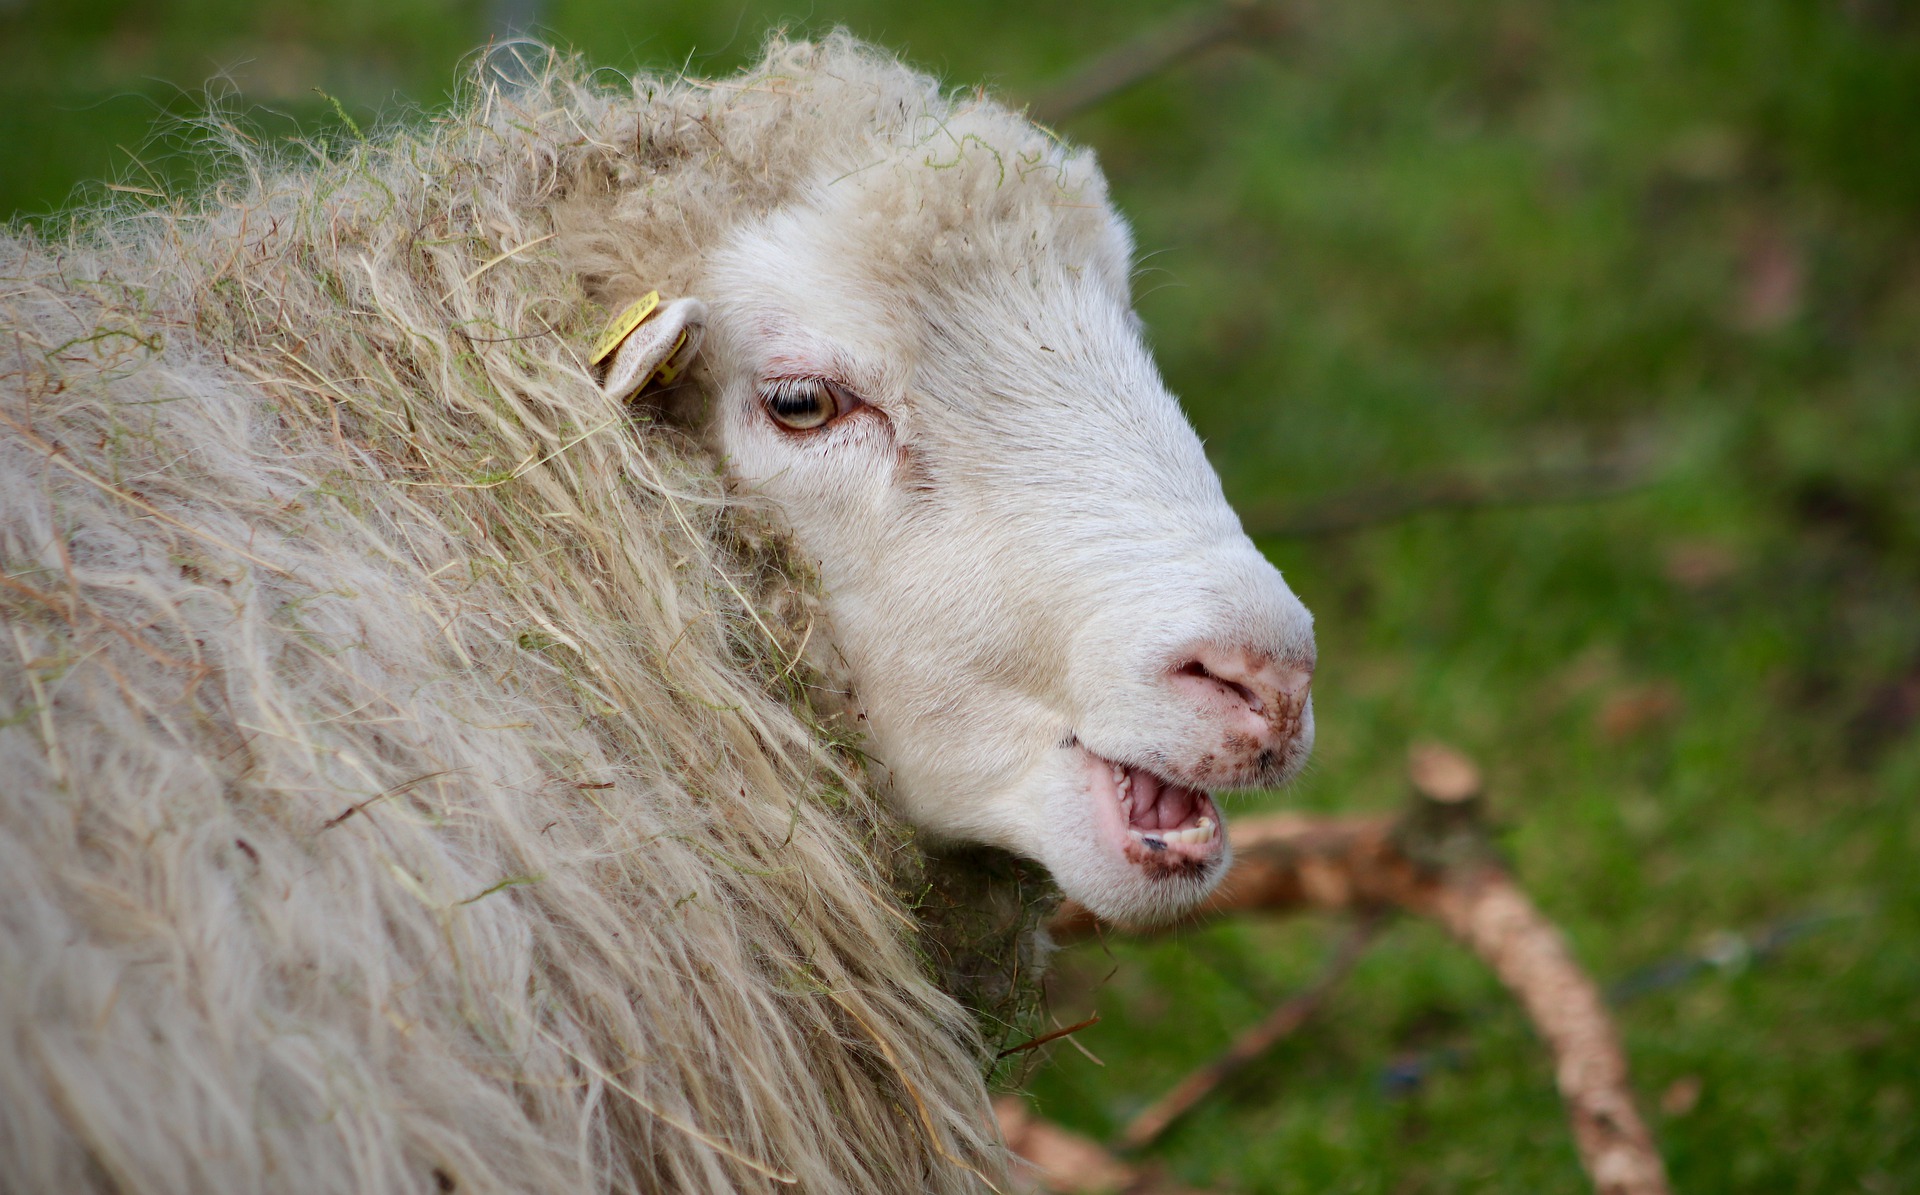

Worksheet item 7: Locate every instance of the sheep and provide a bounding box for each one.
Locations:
[0,33,1314,1194]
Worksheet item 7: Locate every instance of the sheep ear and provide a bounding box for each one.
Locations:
[600,297,707,402]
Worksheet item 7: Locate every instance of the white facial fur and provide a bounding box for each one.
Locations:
[693,162,1316,925]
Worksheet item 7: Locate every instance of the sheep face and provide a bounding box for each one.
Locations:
[691,157,1316,925]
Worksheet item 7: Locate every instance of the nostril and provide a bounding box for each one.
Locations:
[1174,659,1264,714]
[1174,646,1317,718]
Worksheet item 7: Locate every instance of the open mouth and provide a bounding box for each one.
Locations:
[1085,751,1225,870]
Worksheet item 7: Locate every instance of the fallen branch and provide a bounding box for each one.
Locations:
[1047,810,1405,943]
[1423,867,1669,1195]
[1051,743,1671,1195]
[997,1098,1206,1195]
[1029,0,1292,125]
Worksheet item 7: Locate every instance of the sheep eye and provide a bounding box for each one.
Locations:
[761,377,860,431]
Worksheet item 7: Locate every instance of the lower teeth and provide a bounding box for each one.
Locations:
[1128,815,1216,847]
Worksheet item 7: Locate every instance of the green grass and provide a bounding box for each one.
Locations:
[7,0,1917,1190]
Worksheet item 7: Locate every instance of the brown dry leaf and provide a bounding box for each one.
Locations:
[1596,683,1683,741]
[1660,1075,1704,1117]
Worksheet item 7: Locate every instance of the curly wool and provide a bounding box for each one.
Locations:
[0,35,1065,1195]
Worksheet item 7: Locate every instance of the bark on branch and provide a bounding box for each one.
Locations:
[1423,870,1670,1195]
[1049,744,1672,1195]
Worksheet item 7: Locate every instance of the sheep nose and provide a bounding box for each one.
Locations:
[1170,644,1314,743]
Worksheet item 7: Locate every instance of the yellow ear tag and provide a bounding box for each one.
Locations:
[651,330,691,385]
[588,291,661,366]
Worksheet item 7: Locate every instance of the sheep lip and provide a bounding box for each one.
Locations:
[1079,749,1225,869]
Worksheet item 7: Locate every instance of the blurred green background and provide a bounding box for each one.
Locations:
[6,0,1916,1191]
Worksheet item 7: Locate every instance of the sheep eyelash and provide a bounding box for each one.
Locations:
[757,376,867,431]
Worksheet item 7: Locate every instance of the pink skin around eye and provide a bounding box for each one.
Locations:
[822,379,865,417]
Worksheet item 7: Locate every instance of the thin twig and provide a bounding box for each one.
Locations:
[1029,0,1292,125]
[996,1013,1102,1060]
[320,768,462,830]
[1118,917,1378,1150]
[1241,453,1656,540]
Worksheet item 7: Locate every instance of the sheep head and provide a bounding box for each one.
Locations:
[581,45,1316,926]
